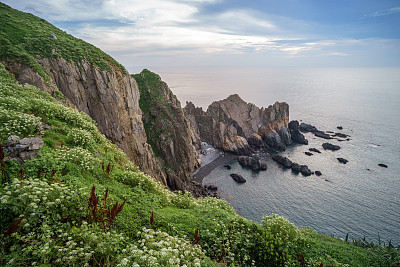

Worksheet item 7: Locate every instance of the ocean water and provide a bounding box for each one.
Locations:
[152,66,400,245]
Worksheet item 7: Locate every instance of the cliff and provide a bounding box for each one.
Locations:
[0,3,168,184]
[184,94,292,153]
[133,70,201,190]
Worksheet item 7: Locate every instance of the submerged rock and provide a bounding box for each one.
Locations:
[230,173,246,183]
[333,132,349,138]
[309,148,321,153]
[314,131,332,139]
[322,143,340,151]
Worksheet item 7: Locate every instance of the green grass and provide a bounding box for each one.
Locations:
[0,2,126,82]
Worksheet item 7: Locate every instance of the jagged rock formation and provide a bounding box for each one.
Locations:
[184,94,291,153]
[184,101,252,155]
[133,70,201,190]
[2,58,167,185]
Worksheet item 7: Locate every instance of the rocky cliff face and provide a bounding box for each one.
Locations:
[133,70,201,190]
[184,94,292,153]
[2,58,167,185]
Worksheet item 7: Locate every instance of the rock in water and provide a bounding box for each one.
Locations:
[315,171,322,176]
[300,165,313,176]
[272,155,293,168]
[230,173,246,183]
[322,143,340,151]
[378,163,388,168]
[309,148,321,153]
[337,158,348,164]
[337,126,343,130]
[314,131,332,139]
[247,133,265,149]
[260,163,268,171]
[224,164,232,170]
[304,152,313,156]
[291,163,301,173]
[288,120,308,145]
[299,123,318,133]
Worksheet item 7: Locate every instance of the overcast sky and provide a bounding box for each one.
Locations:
[4,0,400,71]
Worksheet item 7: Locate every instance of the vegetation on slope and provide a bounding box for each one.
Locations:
[0,2,126,82]
[1,56,399,267]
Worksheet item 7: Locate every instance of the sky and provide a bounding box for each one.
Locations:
[3,0,400,71]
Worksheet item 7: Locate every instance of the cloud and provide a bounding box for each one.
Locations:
[364,6,400,17]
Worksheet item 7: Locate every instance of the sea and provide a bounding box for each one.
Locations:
[151,66,400,245]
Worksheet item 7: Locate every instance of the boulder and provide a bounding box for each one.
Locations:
[304,152,313,156]
[272,155,293,168]
[3,136,45,163]
[300,165,313,176]
[314,131,332,139]
[332,132,349,138]
[315,171,322,176]
[250,156,261,170]
[263,132,286,151]
[247,133,265,148]
[322,143,340,151]
[337,158,348,164]
[291,163,301,173]
[309,148,321,153]
[230,173,246,183]
[337,126,343,130]
[238,156,249,166]
[378,163,388,168]
[224,164,232,170]
[288,120,308,145]
[299,123,318,133]
[260,163,268,171]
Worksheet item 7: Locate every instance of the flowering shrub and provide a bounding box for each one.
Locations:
[119,227,211,266]
[67,128,95,149]
[0,108,41,140]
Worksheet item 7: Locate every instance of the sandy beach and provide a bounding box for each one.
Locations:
[192,153,238,183]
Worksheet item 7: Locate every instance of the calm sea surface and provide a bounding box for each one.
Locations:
[152,66,400,245]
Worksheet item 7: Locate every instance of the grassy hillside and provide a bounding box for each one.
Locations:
[0,2,125,82]
[0,2,399,266]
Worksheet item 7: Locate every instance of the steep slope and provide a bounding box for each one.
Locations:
[133,70,201,190]
[0,3,166,184]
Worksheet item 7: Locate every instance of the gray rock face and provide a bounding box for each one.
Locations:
[288,120,308,145]
[3,58,167,185]
[4,136,44,162]
[134,70,201,189]
[184,95,291,153]
[183,101,252,155]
